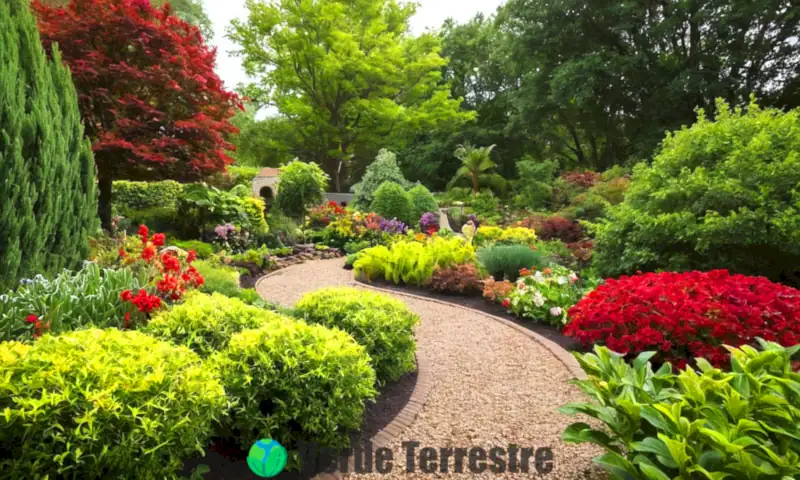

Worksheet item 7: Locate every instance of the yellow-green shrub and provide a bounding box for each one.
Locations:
[474,225,537,247]
[295,287,418,384]
[0,329,225,479]
[212,323,376,460]
[144,292,287,357]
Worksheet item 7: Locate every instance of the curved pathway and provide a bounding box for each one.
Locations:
[257,259,602,479]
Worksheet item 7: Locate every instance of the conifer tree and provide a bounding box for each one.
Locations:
[0,0,97,291]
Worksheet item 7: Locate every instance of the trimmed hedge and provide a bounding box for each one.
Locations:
[0,329,225,479]
[294,287,418,384]
[212,323,376,454]
[144,292,287,357]
[407,184,439,226]
[112,180,184,210]
[370,181,411,224]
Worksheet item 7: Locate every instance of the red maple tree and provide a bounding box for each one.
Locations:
[33,0,242,228]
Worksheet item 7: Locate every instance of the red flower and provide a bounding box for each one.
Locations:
[186,250,197,263]
[152,233,166,247]
[160,251,180,272]
[123,312,132,328]
[137,224,149,243]
[141,245,156,262]
[25,314,38,324]
[119,248,127,259]
[120,289,133,302]
[502,298,511,308]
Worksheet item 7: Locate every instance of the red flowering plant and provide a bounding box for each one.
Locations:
[117,225,203,327]
[307,201,347,228]
[564,270,800,368]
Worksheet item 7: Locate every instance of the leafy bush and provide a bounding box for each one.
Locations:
[354,236,476,286]
[429,264,484,294]
[267,212,304,246]
[407,184,439,225]
[0,329,225,479]
[212,323,376,455]
[145,292,285,357]
[112,180,184,210]
[208,165,261,189]
[564,270,800,368]
[561,341,800,480]
[173,239,215,259]
[518,214,584,243]
[274,160,329,217]
[193,260,241,298]
[242,196,269,238]
[117,205,179,235]
[177,183,252,238]
[558,191,610,221]
[593,99,800,284]
[470,190,501,224]
[351,149,410,209]
[370,181,411,223]
[512,157,557,210]
[344,252,362,270]
[295,287,418,384]
[560,170,601,188]
[477,244,549,282]
[344,239,371,255]
[500,266,582,326]
[0,263,147,342]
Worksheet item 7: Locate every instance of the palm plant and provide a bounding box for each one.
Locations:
[448,142,503,196]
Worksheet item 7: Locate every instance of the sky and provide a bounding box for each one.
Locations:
[204,0,506,93]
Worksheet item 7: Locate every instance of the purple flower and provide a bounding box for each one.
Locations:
[468,214,480,229]
[214,223,236,239]
[419,212,439,231]
[379,218,407,235]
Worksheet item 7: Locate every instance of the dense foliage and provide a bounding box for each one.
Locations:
[370,182,411,224]
[407,184,440,226]
[565,270,800,368]
[34,0,241,227]
[501,266,582,326]
[0,329,226,479]
[274,160,329,217]
[295,287,419,384]
[429,264,484,294]
[477,244,548,282]
[112,180,184,211]
[351,149,410,209]
[593,100,800,284]
[561,341,800,479]
[211,323,376,456]
[1,0,97,291]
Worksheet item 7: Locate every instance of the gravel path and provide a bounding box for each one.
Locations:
[257,259,602,479]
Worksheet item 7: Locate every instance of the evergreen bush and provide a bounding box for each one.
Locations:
[112,180,184,210]
[351,149,410,209]
[370,181,411,223]
[407,184,439,226]
[0,0,97,291]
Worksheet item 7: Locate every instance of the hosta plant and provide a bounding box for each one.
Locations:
[295,287,418,384]
[211,323,376,467]
[564,270,800,368]
[500,266,582,326]
[0,329,226,479]
[561,341,800,480]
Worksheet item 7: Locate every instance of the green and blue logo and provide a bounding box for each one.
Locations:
[247,438,288,478]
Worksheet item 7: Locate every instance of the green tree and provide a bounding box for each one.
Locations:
[351,149,409,210]
[229,107,298,167]
[0,0,97,291]
[228,0,473,191]
[274,160,329,217]
[448,142,504,196]
[154,0,213,39]
[593,98,800,285]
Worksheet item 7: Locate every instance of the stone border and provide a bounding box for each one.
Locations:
[254,271,433,480]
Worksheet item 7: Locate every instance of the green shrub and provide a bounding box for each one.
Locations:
[0,329,225,479]
[235,288,265,305]
[177,184,251,238]
[370,181,411,223]
[172,239,215,259]
[145,292,286,357]
[351,149,410,209]
[354,236,476,286]
[242,196,269,239]
[512,157,557,210]
[266,212,304,246]
[118,205,180,234]
[228,165,260,187]
[212,323,376,457]
[470,190,501,224]
[344,239,371,254]
[0,263,147,342]
[477,244,549,281]
[1,0,97,291]
[407,183,439,225]
[561,340,800,480]
[193,260,241,297]
[593,99,800,283]
[295,287,419,385]
[112,180,184,210]
[274,160,329,217]
[344,252,362,269]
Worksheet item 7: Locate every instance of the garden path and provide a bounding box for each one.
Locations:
[256,259,601,479]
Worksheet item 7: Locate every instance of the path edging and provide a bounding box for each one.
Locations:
[255,270,433,480]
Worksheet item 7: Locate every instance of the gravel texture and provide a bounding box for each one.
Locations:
[257,258,603,479]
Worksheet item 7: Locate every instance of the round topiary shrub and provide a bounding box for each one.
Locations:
[370,181,411,224]
[592,99,800,285]
[212,322,376,454]
[407,184,439,226]
[144,292,287,357]
[274,159,329,217]
[294,287,418,385]
[0,329,225,479]
[351,149,410,209]
[564,269,800,368]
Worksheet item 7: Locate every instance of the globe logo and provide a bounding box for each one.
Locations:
[247,438,288,478]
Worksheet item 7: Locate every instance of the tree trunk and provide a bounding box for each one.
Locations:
[97,166,113,231]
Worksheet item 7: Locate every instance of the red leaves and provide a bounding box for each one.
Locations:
[518,214,584,243]
[32,0,241,181]
[560,170,601,188]
[564,270,800,367]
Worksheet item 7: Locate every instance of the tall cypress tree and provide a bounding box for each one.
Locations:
[0,0,97,291]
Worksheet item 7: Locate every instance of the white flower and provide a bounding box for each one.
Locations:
[533,291,545,307]
[517,281,527,291]
[533,271,546,284]
[550,306,563,316]
[568,272,579,283]
[557,276,568,285]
